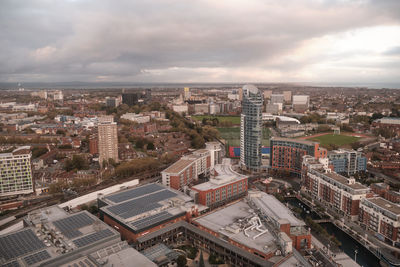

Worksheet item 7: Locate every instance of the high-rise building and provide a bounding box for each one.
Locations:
[0,146,33,197]
[263,90,272,100]
[105,97,120,108]
[240,84,263,171]
[121,89,151,106]
[283,91,292,103]
[98,122,119,166]
[184,87,191,100]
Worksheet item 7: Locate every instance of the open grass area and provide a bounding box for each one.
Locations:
[307,134,360,147]
[192,115,241,124]
[217,127,271,146]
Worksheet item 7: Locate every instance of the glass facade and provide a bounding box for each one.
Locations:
[240,84,263,171]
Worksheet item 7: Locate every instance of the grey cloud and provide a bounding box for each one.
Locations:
[0,0,399,82]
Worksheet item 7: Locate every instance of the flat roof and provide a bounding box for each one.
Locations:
[365,197,400,215]
[192,158,247,191]
[271,137,318,146]
[248,191,305,227]
[0,206,120,266]
[193,200,277,254]
[161,159,194,174]
[323,171,368,190]
[100,183,194,233]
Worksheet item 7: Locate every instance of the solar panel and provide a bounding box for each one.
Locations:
[2,261,20,267]
[23,250,51,265]
[72,229,114,248]
[131,211,174,230]
[0,229,45,261]
[53,212,94,239]
[107,189,177,219]
[105,183,164,203]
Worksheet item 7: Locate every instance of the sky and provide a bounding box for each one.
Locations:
[0,0,400,84]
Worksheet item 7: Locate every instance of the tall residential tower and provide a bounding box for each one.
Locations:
[240,84,263,171]
[98,121,119,167]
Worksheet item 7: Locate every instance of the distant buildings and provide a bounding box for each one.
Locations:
[191,158,248,208]
[47,90,63,101]
[105,96,120,108]
[370,183,400,203]
[283,90,292,103]
[121,89,151,106]
[0,146,33,197]
[270,137,327,175]
[328,149,367,175]
[292,95,309,113]
[240,84,263,171]
[120,113,150,124]
[183,87,191,100]
[98,121,119,166]
[372,117,400,136]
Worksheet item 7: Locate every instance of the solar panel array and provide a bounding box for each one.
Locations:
[72,229,114,248]
[53,212,95,239]
[3,261,20,267]
[131,211,173,230]
[105,183,164,203]
[0,229,45,261]
[68,258,96,267]
[107,189,178,219]
[23,250,51,265]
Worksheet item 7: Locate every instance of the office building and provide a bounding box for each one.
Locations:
[122,89,151,106]
[328,149,367,175]
[292,95,309,113]
[120,113,151,124]
[270,94,284,105]
[240,84,263,171]
[183,87,191,100]
[359,197,400,245]
[263,90,272,100]
[105,97,120,108]
[283,91,292,103]
[0,146,33,197]
[98,122,118,166]
[191,158,248,208]
[302,156,370,220]
[270,138,327,175]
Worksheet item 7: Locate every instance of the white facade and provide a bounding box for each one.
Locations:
[172,104,188,114]
[120,113,150,124]
[292,95,310,106]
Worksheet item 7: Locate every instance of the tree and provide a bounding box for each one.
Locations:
[31,147,48,159]
[147,142,155,150]
[199,251,205,267]
[56,129,66,135]
[135,139,144,149]
[176,255,187,267]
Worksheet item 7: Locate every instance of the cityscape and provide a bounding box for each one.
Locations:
[1,1,400,267]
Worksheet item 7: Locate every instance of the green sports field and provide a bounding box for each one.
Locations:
[217,127,271,146]
[307,134,360,147]
[192,115,241,124]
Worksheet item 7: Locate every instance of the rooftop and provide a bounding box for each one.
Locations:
[161,159,194,174]
[191,158,247,191]
[193,200,277,254]
[271,137,319,146]
[0,206,121,267]
[248,191,305,227]
[323,171,368,190]
[100,183,195,233]
[365,197,400,215]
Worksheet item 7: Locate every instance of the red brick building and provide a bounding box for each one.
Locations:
[191,158,248,208]
[270,137,327,176]
[371,183,400,203]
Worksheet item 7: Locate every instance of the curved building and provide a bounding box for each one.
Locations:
[240,84,263,171]
[270,137,327,175]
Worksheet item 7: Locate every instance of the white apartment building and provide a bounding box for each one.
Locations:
[120,113,150,124]
[0,146,33,197]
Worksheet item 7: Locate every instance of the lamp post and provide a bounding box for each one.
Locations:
[354,249,358,263]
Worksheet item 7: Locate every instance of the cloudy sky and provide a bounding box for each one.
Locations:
[1,0,400,83]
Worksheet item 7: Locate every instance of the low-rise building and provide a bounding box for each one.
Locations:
[98,183,200,243]
[121,113,151,124]
[370,183,400,203]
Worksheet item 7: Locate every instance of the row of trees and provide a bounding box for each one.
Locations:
[114,157,160,179]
